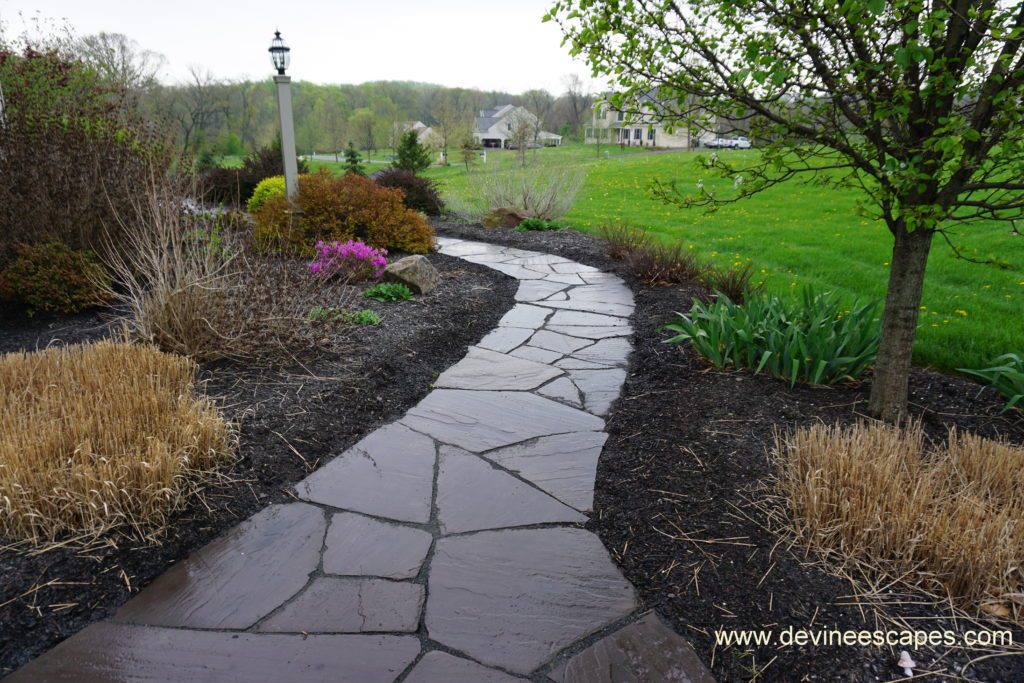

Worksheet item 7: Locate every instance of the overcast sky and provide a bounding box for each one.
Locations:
[0,0,602,94]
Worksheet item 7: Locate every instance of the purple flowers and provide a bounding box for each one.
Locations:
[308,240,388,282]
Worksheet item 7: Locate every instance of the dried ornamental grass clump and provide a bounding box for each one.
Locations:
[774,421,1024,620]
[0,341,233,546]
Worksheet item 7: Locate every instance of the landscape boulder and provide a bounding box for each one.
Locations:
[483,207,531,229]
[383,255,440,294]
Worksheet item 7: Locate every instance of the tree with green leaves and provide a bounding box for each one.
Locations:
[343,142,365,176]
[393,130,433,173]
[547,0,1024,422]
[459,136,479,173]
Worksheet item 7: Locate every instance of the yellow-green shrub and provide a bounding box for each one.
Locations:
[247,175,287,214]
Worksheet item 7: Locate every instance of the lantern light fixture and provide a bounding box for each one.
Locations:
[268,30,291,75]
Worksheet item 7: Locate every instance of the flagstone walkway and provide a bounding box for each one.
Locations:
[9,238,714,682]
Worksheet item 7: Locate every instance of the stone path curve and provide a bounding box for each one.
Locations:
[9,238,713,683]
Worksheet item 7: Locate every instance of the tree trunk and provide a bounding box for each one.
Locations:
[868,226,935,422]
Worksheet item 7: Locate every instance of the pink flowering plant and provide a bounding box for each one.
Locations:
[308,240,388,282]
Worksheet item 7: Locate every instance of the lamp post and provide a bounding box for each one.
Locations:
[269,30,299,200]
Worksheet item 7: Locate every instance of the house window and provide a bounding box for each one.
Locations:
[507,122,512,131]
[585,127,594,139]
[633,128,642,140]
[597,107,607,120]
[648,128,655,141]
[616,111,625,122]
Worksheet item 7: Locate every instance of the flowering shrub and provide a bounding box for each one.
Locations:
[308,240,388,282]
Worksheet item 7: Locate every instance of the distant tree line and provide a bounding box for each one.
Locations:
[147,74,595,162]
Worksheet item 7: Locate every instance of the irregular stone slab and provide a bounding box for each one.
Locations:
[556,357,613,370]
[485,432,607,512]
[542,299,635,317]
[562,612,715,683]
[506,254,572,266]
[544,291,569,301]
[499,303,552,328]
[548,325,633,340]
[323,512,432,579]
[382,254,440,294]
[478,326,535,353]
[488,262,548,280]
[569,368,627,416]
[115,503,325,629]
[580,271,625,284]
[543,272,588,285]
[462,252,518,264]
[522,263,558,276]
[563,282,634,306]
[259,577,424,633]
[571,338,632,367]
[405,651,526,682]
[402,390,604,452]
[440,241,508,257]
[528,330,594,354]
[536,376,583,408]
[436,447,586,534]
[516,280,569,302]
[296,423,435,524]
[7,623,419,683]
[548,310,630,327]
[510,345,564,364]
[427,528,636,674]
[437,346,562,391]
[551,262,600,274]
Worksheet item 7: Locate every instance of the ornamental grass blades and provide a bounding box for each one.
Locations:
[663,288,880,386]
[959,353,1024,412]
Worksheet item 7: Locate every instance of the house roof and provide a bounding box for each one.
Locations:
[474,104,523,134]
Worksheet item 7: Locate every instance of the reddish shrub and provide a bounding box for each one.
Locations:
[374,169,445,216]
[0,242,111,314]
[254,171,434,255]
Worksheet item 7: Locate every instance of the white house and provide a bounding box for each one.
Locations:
[585,93,718,149]
[472,105,562,149]
[403,121,434,144]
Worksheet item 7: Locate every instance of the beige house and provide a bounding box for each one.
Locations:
[585,94,714,149]
[473,105,562,149]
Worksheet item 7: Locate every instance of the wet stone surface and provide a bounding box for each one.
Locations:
[11,238,714,682]
[114,503,326,630]
[537,376,584,409]
[296,423,435,524]
[436,446,586,534]
[401,389,604,452]
[436,346,562,391]
[484,432,608,512]
[561,612,716,683]
[426,527,637,674]
[322,512,432,579]
[404,651,526,682]
[569,368,628,416]
[7,623,420,683]
[258,577,424,633]
[528,329,594,355]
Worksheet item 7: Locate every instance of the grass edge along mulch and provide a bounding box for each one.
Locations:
[0,340,233,548]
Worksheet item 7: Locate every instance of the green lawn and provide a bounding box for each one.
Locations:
[424,144,1023,372]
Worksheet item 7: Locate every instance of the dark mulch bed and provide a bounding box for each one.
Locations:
[437,219,1024,682]
[0,251,515,677]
